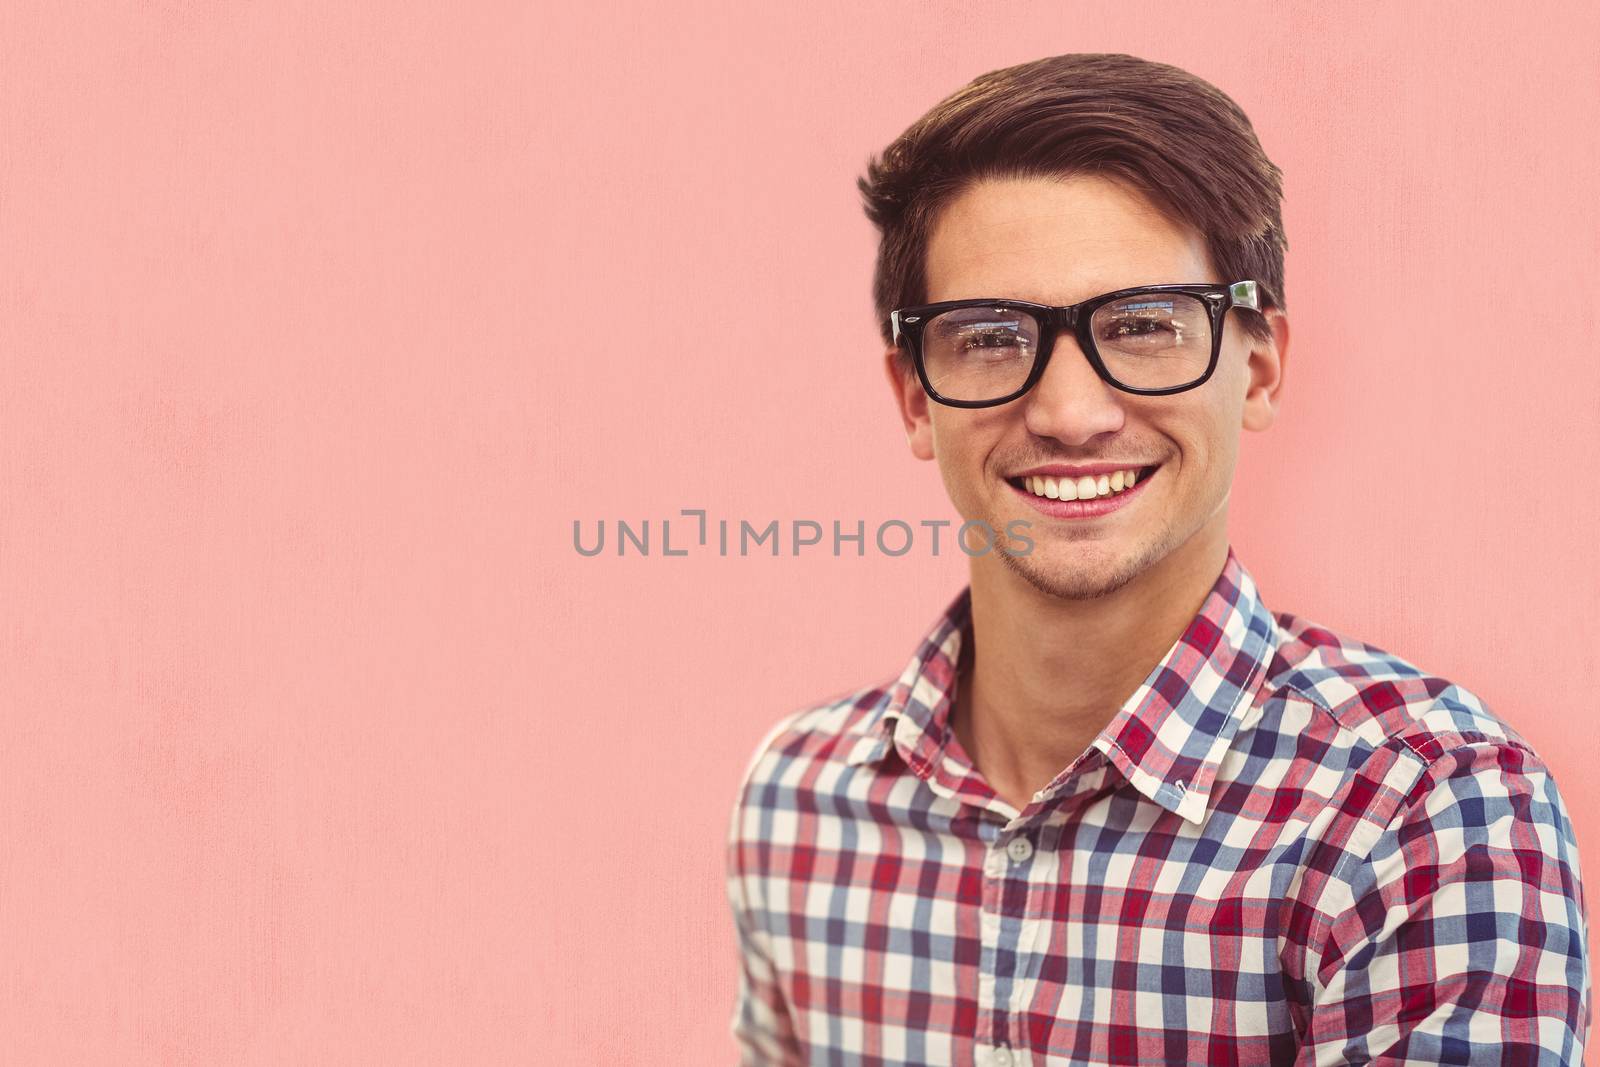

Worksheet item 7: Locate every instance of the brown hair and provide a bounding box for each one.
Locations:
[857,53,1286,353]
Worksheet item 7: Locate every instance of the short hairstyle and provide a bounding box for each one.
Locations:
[857,53,1286,354]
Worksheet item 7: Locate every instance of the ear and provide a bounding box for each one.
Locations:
[1241,308,1290,433]
[883,347,935,461]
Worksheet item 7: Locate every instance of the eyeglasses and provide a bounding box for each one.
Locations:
[889,280,1262,408]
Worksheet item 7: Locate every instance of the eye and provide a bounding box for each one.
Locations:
[927,309,1038,361]
[959,327,1024,353]
[1101,316,1173,339]
[1091,294,1207,355]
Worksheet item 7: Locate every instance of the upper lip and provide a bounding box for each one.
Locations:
[1011,461,1159,478]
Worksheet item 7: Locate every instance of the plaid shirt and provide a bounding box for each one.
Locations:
[725,546,1591,1065]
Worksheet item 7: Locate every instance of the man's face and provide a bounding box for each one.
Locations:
[887,174,1286,600]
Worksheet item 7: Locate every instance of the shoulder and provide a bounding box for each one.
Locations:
[724,681,896,915]
[1255,615,1589,1030]
[730,681,894,802]
[1245,609,1580,886]
[1258,610,1583,912]
[1264,609,1546,769]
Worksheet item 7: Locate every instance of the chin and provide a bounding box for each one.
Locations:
[997,535,1162,602]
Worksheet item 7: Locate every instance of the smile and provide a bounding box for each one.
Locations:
[1005,464,1160,519]
[1007,465,1158,501]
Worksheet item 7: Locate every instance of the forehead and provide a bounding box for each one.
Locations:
[923,175,1215,306]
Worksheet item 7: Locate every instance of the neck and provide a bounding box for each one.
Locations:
[953,520,1229,813]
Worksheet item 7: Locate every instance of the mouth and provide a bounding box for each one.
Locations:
[1005,464,1161,502]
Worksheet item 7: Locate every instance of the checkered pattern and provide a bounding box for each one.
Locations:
[725,546,1591,1065]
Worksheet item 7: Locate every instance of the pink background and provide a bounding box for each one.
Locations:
[2,2,1596,1062]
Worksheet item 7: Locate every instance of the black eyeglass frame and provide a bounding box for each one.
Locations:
[889,280,1263,408]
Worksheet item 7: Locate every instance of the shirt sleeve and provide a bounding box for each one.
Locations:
[1296,739,1592,1064]
[725,737,805,1066]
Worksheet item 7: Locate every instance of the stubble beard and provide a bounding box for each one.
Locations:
[994,518,1174,602]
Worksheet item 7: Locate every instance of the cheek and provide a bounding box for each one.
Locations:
[1174,415,1241,500]
[1160,411,1233,482]
[930,414,1003,469]
[928,418,1011,508]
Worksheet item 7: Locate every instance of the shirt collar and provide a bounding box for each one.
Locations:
[844,544,1280,825]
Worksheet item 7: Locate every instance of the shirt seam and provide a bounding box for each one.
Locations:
[1303,730,1548,988]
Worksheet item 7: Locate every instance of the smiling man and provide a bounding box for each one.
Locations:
[725,54,1590,1065]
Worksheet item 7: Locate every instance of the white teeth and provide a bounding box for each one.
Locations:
[1019,467,1147,501]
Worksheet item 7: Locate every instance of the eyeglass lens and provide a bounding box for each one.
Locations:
[920,292,1212,402]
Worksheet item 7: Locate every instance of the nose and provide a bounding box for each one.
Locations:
[1020,334,1127,444]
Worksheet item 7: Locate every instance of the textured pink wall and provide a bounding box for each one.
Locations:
[1,2,1595,1062]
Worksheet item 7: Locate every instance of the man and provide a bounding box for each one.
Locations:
[725,53,1590,1065]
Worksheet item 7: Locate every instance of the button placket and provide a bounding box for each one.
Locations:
[979,832,1036,1067]
[976,822,1010,1065]
[985,849,1006,879]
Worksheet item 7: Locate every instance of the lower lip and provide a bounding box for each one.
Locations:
[1009,467,1157,519]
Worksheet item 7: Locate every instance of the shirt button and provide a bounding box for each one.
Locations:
[1006,836,1034,863]
[993,1047,1014,1067]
